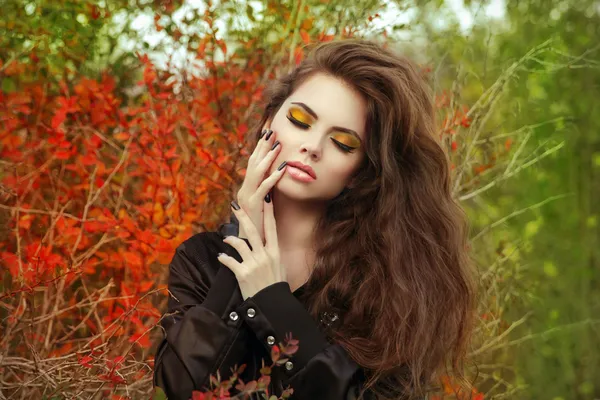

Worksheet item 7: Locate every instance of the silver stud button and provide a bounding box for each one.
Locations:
[247,308,256,318]
[285,361,294,371]
[267,335,275,345]
[229,311,239,321]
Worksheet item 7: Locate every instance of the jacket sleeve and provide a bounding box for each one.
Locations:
[153,233,248,400]
[231,281,363,400]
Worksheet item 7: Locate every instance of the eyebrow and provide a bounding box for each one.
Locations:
[290,102,363,144]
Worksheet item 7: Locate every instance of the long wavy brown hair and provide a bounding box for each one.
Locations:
[248,39,476,399]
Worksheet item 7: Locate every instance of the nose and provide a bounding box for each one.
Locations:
[300,137,323,161]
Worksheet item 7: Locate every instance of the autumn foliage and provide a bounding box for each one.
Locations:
[1,39,268,400]
[0,2,357,397]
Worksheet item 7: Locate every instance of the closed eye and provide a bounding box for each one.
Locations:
[331,138,356,153]
[286,114,357,154]
[286,114,310,129]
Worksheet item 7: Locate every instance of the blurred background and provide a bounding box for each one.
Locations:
[0,1,598,399]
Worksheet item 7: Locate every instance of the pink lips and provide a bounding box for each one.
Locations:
[285,161,317,180]
[287,165,316,182]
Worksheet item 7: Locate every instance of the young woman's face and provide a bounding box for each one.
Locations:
[266,72,367,202]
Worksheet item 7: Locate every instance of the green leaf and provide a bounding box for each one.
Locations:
[524,218,542,238]
[152,387,168,400]
[577,381,594,395]
[246,4,255,22]
[1,78,16,93]
[543,261,558,277]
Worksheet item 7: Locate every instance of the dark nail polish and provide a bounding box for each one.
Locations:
[265,130,274,140]
[259,129,268,139]
[277,161,288,171]
[230,200,240,210]
[264,193,271,203]
[271,140,280,151]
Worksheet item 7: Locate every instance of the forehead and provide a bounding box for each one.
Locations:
[285,73,367,140]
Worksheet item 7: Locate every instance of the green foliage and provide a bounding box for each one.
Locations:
[408,0,600,398]
[0,0,186,89]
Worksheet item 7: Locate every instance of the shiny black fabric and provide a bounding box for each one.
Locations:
[152,219,368,400]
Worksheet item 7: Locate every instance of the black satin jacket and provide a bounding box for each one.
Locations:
[152,218,369,400]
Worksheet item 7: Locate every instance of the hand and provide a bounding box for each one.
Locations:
[236,128,287,243]
[217,197,287,300]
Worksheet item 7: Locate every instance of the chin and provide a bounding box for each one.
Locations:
[274,177,312,196]
[274,178,338,203]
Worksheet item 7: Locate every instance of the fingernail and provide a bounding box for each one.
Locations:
[259,129,268,139]
[277,161,287,171]
[264,193,271,203]
[217,252,225,257]
[271,140,280,151]
[265,130,274,140]
[230,200,240,210]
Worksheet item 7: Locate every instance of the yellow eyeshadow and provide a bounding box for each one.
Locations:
[289,107,313,125]
[332,133,361,149]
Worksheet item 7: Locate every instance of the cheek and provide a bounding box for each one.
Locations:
[269,118,294,147]
[321,157,360,187]
[271,117,296,146]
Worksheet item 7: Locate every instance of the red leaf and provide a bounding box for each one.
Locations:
[300,30,310,45]
[78,355,93,368]
[84,220,108,233]
[51,111,67,129]
[129,332,151,348]
[218,40,227,55]
[55,149,72,160]
[138,280,154,292]
[191,391,206,400]
[81,152,98,166]
[123,251,143,268]
[270,344,280,362]
[107,356,125,371]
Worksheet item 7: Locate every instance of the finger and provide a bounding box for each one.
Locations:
[255,161,287,199]
[256,128,276,161]
[217,252,243,277]
[249,128,275,167]
[222,235,255,262]
[251,139,282,184]
[248,128,270,165]
[231,202,264,252]
[263,193,279,254]
[245,130,277,189]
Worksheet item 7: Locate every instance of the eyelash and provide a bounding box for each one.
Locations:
[286,114,356,154]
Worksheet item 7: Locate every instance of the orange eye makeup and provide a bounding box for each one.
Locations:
[331,133,361,150]
[286,103,362,153]
[288,106,313,126]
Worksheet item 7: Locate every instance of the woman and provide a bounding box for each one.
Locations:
[153,39,476,400]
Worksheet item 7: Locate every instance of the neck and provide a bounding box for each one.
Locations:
[272,189,324,290]
[272,189,325,253]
